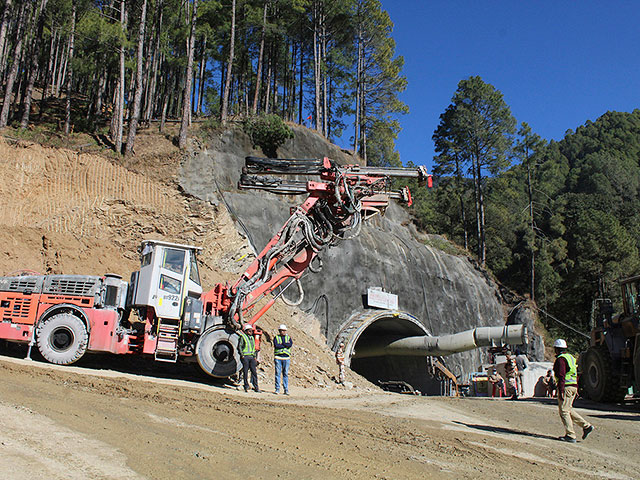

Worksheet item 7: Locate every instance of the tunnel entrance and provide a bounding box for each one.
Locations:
[333,310,448,395]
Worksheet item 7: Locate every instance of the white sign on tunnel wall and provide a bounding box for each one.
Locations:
[367,288,398,310]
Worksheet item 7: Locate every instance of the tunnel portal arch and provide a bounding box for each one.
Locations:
[332,309,429,366]
[332,309,445,394]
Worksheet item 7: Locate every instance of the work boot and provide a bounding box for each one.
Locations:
[582,425,594,440]
[558,435,576,443]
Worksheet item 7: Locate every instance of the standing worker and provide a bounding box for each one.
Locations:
[238,324,260,393]
[335,342,346,384]
[488,367,506,397]
[273,324,292,395]
[553,339,594,443]
[504,351,519,399]
[515,348,529,396]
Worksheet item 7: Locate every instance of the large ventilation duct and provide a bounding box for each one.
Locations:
[352,325,527,359]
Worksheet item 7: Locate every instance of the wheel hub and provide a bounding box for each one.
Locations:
[212,341,233,362]
[50,327,74,352]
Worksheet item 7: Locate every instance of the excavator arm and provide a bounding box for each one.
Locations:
[200,156,432,331]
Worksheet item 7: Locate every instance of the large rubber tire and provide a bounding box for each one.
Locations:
[36,313,88,365]
[195,325,241,378]
[582,345,626,403]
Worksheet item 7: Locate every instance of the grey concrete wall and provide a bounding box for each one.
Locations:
[180,125,531,377]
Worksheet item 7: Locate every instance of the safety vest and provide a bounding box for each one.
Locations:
[274,335,291,357]
[557,352,578,385]
[238,331,256,357]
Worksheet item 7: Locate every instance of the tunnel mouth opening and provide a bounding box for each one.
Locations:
[344,312,448,396]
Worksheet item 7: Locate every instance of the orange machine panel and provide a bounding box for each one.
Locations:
[0,292,41,325]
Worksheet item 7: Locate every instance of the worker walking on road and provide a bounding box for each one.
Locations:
[553,338,594,443]
[335,342,346,384]
[238,324,260,393]
[273,324,292,395]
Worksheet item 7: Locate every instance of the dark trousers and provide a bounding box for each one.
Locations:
[241,355,258,391]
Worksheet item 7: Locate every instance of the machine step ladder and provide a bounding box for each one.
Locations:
[155,319,180,362]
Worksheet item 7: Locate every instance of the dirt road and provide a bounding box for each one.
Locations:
[0,354,637,480]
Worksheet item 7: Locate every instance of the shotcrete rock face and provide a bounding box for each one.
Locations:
[180,126,508,390]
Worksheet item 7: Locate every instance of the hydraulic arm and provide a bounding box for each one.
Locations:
[200,157,432,331]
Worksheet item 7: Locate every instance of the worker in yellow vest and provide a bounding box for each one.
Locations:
[238,324,260,393]
[273,324,292,395]
[553,339,593,442]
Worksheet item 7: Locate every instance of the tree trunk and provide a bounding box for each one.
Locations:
[354,28,362,153]
[298,41,303,124]
[50,30,62,96]
[527,164,535,300]
[111,0,126,153]
[196,34,206,115]
[125,0,148,156]
[0,0,13,77]
[264,43,272,113]
[21,0,49,129]
[64,2,76,135]
[251,0,268,115]
[178,0,197,149]
[471,155,481,261]
[56,37,69,97]
[455,156,468,251]
[220,0,236,123]
[144,0,163,123]
[321,16,327,137]
[474,158,486,266]
[42,28,57,99]
[312,0,321,132]
[0,1,26,128]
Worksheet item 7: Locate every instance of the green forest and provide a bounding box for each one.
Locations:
[412,76,640,344]
[1,0,638,344]
[0,0,405,162]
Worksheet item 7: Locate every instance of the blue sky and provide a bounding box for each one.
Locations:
[377,1,640,170]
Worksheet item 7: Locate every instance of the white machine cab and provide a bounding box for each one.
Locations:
[130,240,203,320]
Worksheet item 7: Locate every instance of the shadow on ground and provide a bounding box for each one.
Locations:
[453,420,559,441]
[0,341,237,390]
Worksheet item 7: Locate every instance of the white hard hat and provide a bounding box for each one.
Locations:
[243,323,253,331]
[553,338,567,349]
[278,324,287,330]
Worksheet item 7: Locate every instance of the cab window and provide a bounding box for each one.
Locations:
[163,248,185,274]
[189,252,201,285]
[623,280,640,315]
[141,244,153,267]
[159,275,181,295]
